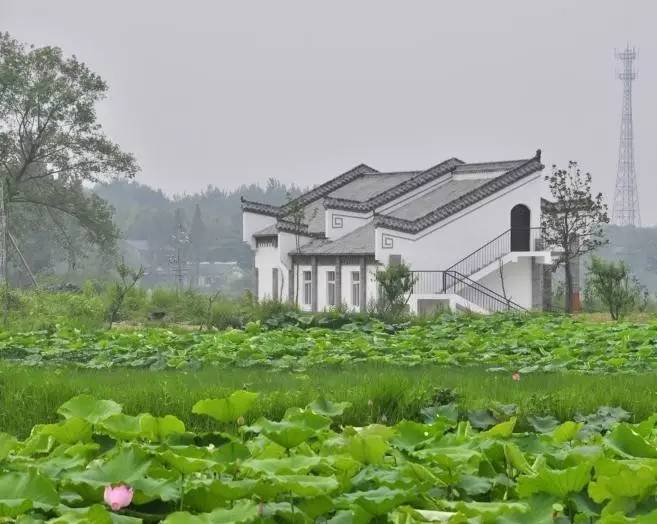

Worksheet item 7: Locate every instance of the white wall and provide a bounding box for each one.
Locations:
[242,212,276,248]
[324,210,371,240]
[478,257,533,308]
[375,174,543,269]
[254,245,281,301]
[252,231,321,303]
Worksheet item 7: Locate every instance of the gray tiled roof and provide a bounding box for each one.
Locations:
[374,154,544,233]
[293,223,374,255]
[253,224,278,237]
[281,163,378,211]
[243,150,543,240]
[240,163,378,218]
[328,172,419,201]
[276,220,325,238]
[452,159,527,174]
[323,158,464,212]
[387,178,491,221]
[240,198,283,217]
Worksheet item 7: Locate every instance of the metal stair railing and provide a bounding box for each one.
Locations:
[411,270,526,313]
[446,227,545,279]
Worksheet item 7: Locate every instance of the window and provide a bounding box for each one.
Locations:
[351,271,360,307]
[272,268,279,301]
[303,270,312,306]
[326,271,336,307]
[256,236,278,248]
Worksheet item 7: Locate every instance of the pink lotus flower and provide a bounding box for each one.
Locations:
[104,484,133,511]
[512,372,521,382]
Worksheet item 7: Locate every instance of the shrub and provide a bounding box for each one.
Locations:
[374,263,417,319]
[210,297,246,330]
[587,256,645,320]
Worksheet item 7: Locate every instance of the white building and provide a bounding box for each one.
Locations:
[242,150,558,314]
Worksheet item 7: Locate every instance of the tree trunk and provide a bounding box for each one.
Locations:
[564,256,573,313]
[294,263,299,305]
[0,180,8,325]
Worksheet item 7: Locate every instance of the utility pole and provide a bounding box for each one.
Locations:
[169,222,190,294]
[612,44,641,226]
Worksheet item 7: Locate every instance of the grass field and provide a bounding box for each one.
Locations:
[3,362,657,438]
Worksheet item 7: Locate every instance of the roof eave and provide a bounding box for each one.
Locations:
[240,197,283,217]
[291,251,376,257]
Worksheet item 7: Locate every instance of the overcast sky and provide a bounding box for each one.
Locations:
[3,1,657,223]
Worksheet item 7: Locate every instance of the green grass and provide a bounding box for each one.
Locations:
[3,363,657,438]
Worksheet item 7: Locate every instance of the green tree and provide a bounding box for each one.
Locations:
[541,162,609,312]
[107,259,144,329]
[587,256,644,320]
[0,33,138,281]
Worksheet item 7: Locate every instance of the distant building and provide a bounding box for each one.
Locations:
[242,149,558,314]
[197,261,245,289]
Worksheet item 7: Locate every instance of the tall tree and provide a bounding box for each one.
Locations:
[0,32,138,286]
[541,161,609,312]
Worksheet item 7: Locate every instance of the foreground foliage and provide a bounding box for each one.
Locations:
[1,393,657,522]
[3,314,657,374]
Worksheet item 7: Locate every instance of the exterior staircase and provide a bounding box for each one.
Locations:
[411,269,525,313]
[411,227,551,313]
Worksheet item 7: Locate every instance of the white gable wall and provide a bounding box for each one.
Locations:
[242,212,276,248]
[375,174,543,269]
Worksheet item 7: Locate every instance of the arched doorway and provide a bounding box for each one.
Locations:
[510,204,530,251]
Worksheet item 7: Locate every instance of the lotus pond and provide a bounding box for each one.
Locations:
[1,314,657,374]
[2,391,657,522]
[1,314,657,521]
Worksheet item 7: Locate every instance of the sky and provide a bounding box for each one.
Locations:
[2,1,657,223]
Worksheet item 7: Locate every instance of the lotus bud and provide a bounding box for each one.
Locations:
[104,484,133,511]
[367,399,373,408]
[237,416,245,426]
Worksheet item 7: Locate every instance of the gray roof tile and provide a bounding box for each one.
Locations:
[387,179,490,221]
[323,158,464,212]
[293,223,374,255]
[328,172,419,201]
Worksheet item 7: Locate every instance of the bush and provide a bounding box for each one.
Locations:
[210,297,247,330]
[587,256,646,320]
[373,263,417,320]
